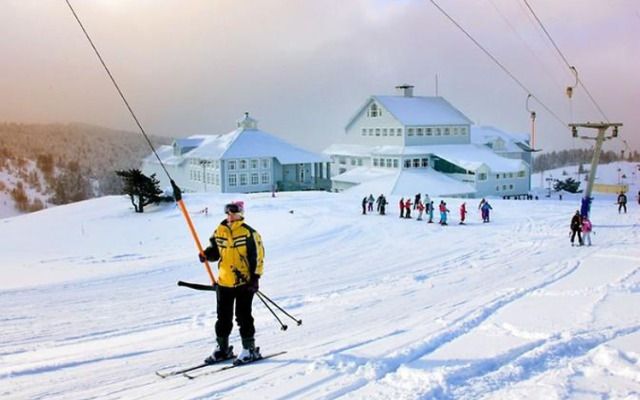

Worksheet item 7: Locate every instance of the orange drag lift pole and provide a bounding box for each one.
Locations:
[172,181,216,285]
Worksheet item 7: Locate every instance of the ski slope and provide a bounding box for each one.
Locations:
[1,190,639,399]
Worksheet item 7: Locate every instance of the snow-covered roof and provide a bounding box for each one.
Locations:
[347,96,473,130]
[175,138,204,149]
[375,96,473,126]
[335,167,476,197]
[148,123,329,165]
[142,145,185,166]
[323,144,374,157]
[470,125,531,153]
[324,143,526,172]
[425,144,526,172]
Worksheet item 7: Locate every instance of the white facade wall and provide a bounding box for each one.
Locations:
[474,169,530,197]
[345,103,405,148]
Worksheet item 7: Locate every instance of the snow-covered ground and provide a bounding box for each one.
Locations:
[1,166,639,399]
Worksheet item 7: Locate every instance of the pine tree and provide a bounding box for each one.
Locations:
[553,177,581,193]
[116,169,163,213]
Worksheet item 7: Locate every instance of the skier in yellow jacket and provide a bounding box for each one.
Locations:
[199,201,265,364]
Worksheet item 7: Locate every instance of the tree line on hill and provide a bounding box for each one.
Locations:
[533,148,639,173]
[0,122,171,212]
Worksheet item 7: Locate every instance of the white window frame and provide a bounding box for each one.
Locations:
[228,174,237,187]
[368,103,380,118]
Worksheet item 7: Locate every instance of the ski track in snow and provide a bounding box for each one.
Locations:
[1,192,639,399]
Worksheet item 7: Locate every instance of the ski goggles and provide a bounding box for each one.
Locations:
[224,203,243,215]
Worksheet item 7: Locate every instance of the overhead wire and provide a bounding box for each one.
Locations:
[515,0,569,77]
[428,0,568,131]
[64,0,170,180]
[486,0,565,90]
[64,0,217,286]
[521,0,610,123]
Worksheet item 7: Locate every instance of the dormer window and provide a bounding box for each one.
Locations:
[493,138,506,150]
[367,103,381,118]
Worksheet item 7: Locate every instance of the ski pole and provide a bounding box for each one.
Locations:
[257,291,303,326]
[256,292,288,331]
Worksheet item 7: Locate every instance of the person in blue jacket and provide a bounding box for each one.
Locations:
[481,201,493,222]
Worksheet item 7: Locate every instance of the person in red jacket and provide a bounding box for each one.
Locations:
[404,198,412,218]
[459,202,467,224]
[416,201,425,220]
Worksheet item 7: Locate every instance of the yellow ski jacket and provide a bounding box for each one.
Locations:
[203,219,264,288]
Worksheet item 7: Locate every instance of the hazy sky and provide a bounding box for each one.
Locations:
[2,0,639,154]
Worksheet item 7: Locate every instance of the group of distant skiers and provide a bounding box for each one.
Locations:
[362,194,389,215]
[361,193,493,225]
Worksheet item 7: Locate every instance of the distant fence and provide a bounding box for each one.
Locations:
[592,184,629,193]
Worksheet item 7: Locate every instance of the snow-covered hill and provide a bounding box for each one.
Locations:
[1,168,639,399]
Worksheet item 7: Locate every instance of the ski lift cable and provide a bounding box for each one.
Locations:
[64,0,217,286]
[521,0,610,122]
[486,0,565,91]
[515,0,569,78]
[428,0,568,131]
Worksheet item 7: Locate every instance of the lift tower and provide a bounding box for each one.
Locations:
[569,122,623,216]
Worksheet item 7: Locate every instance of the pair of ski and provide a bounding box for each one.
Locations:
[156,349,286,380]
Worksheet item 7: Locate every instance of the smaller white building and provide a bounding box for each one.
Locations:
[142,113,331,194]
[323,85,532,198]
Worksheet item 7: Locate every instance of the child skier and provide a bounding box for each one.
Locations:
[582,216,593,246]
[459,202,467,224]
[416,201,424,221]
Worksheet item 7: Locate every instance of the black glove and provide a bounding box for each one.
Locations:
[198,252,207,263]
[248,275,260,293]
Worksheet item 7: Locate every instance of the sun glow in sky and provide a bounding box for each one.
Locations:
[2,0,638,153]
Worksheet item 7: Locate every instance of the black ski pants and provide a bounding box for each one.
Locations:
[570,229,582,245]
[215,286,255,340]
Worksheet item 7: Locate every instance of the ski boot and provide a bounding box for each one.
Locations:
[204,337,235,364]
[234,338,262,365]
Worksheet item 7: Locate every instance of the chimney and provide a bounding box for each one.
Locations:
[395,84,414,97]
